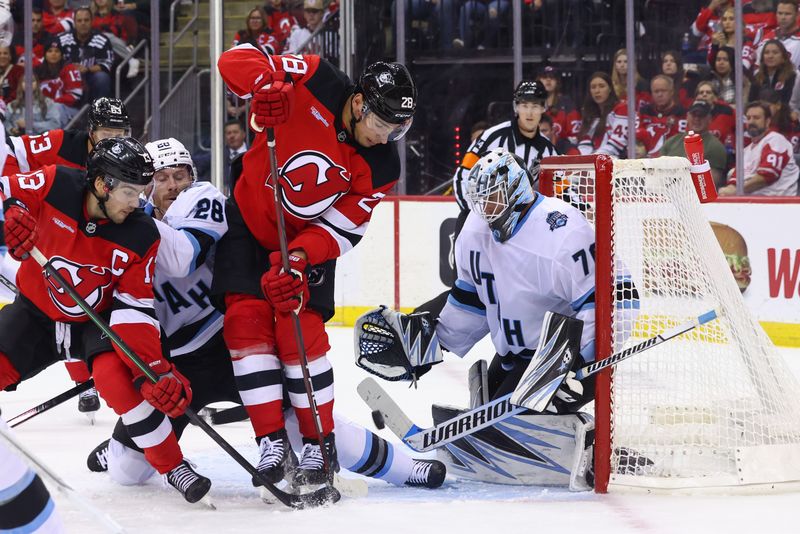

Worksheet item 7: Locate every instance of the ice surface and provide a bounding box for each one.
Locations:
[3,327,800,534]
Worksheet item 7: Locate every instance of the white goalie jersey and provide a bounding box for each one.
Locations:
[437,194,597,360]
[147,182,228,357]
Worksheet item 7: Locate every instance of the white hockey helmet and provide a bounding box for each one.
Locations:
[145,137,196,181]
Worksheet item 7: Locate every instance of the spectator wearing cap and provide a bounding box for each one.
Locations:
[57,7,115,100]
[721,101,798,196]
[694,80,735,150]
[35,37,82,124]
[660,99,728,187]
[0,44,22,102]
[537,65,580,144]
[11,8,52,68]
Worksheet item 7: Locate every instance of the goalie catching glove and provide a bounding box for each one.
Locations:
[354,306,443,383]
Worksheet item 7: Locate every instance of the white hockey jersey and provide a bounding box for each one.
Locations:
[437,194,597,361]
[728,130,799,196]
[146,182,228,357]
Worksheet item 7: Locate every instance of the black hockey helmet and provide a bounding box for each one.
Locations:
[358,61,417,124]
[87,137,155,187]
[513,80,547,104]
[88,97,131,134]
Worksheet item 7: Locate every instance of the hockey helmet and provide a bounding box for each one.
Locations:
[466,148,535,243]
[513,80,547,104]
[357,61,417,140]
[88,97,132,136]
[145,138,197,181]
[87,137,155,188]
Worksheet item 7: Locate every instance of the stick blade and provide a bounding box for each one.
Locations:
[357,377,416,439]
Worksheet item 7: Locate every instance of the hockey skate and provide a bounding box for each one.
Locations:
[293,433,339,487]
[165,459,212,504]
[253,428,297,487]
[405,459,446,488]
[78,385,101,424]
[87,439,110,472]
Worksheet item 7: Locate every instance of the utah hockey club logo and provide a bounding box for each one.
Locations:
[45,257,113,317]
[276,150,350,219]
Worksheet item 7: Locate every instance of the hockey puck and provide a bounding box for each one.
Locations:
[371,410,385,430]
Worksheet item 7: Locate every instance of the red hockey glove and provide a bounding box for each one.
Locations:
[249,71,295,131]
[137,365,192,418]
[3,198,38,261]
[261,251,309,314]
[684,131,718,203]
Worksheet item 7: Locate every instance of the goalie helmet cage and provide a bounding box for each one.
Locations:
[540,154,800,494]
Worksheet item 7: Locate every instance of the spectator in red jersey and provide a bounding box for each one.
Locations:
[91,0,141,78]
[610,48,650,112]
[11,9,51,68]
[710,46,750,108]
[749,39,797,105]
[539,114,579,155]
[4,77,63,135]
[709,6,756,74]
[263,0,298,48]
[35,38,82,124]
[537,65,580,144]
[641,74,688,142]
[692,0,776,57]
[661,50,694,109]
[0,44,22,103]
[694,80,736,149]
[576,72,618,155]
[233,7,279,55]
[43,0,74,35]
[755,0,800,69]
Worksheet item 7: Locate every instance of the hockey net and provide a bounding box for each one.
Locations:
[540,154,800,493]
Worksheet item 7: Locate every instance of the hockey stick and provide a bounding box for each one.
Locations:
[0,423,126,533]
[0,273,18,295]
[27,247,339,509]
[359,309,719,452]
[9,379,95,428]
[264,126,332,477]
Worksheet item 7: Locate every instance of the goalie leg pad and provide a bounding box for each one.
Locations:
[354,306,443,382]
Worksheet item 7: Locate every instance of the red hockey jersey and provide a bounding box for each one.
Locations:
[217,46,400,266]
[39,64,83,107]
[4,129,89,175]
[0,165,162,368]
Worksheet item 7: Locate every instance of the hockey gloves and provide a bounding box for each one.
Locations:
[262,251,309,314]
[249,70,295,131]
[137,364,193,418]
[3,198,38,261]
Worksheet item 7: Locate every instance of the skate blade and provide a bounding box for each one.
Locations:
[200,495,216,510]
[333,474,368,499]
[83,412,96,425]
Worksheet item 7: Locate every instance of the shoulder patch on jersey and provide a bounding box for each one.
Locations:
[546,210,568,231]
[46,166,87,221]
[357,142,400,189]
[94,210,160,258]
[303,58,350,118]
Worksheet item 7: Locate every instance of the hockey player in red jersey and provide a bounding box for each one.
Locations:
[0,138,210,504]
[215,44,416,489]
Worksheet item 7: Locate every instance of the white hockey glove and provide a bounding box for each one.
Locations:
[354,306,443,383]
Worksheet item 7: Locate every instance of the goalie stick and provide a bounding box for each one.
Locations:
[359,309,718,452]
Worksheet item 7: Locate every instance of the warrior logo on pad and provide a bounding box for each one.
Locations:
[45,257,114,317]
[276,150,350,219]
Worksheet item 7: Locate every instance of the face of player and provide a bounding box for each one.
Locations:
[32,13,42,33]
[0,47,10,68]
[762,44,784,69]
[589,77,611,105]
[351,94,410,147]
[304,8,324,30]
[45,46,62,66]
[247,10,264,31]
[650,79,673,108]
[94,177,146,223]
[91,127,130,145]
[152,166,193,215]
[777,3,797,32]
[74,11,92,37]
[745,106,769,139]
[615,54,627,76]
[661,54,677,76]
[224,124,245,150]
[516,100,544,135]
[715,51,731,75]
[696,84,716,105]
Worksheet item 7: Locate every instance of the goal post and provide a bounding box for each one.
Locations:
[540,154,800,493]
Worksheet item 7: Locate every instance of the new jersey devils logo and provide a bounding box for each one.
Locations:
[45,257,113,317]
[276,151,350,219]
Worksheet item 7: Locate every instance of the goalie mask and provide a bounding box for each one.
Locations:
[466,148,536,243]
